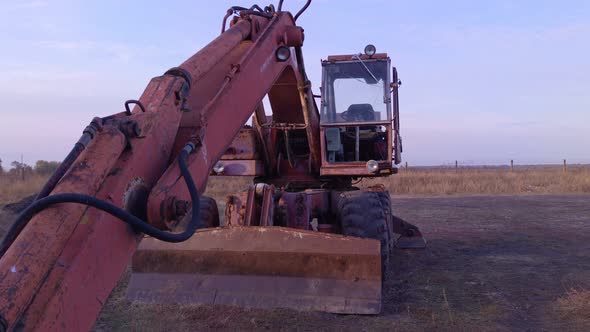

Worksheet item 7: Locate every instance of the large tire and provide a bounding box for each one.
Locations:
[198,196,220,229]
[336,190,392,277]
[375,191,395,252]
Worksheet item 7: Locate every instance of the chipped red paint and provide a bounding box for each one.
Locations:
[0,75,188,331]
[147,12,321,227]
[220,128,261,160]
[127,227,382,314]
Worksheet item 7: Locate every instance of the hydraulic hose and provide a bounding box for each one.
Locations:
[37,118,102,200]
[36,142,85,200]
[294,0,312,21]
[0,143,201,257]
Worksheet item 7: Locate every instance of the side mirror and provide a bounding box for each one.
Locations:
[389,79,402,89]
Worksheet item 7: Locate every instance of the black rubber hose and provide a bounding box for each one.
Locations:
[36,142,85,200]
[37,119,101,200]
[0,144,201,257]
[294,0,312,21]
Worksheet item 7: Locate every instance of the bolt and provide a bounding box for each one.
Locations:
[119,120,142,138]
[163,197,191,230]
[174,199,190,218]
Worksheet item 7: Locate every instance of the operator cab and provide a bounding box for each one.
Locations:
[319,45,402,177]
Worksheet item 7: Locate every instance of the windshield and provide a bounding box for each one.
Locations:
[321,59,390,123]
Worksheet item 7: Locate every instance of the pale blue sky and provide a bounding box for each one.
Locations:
[0,0,588,166]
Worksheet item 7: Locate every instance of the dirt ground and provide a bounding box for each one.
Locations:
[1,195,588,331]
[88,194,590,331]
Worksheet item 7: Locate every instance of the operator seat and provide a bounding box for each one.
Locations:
[342,104,379,136]
[342,103,376,122]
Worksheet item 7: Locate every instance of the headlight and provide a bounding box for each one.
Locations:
[275,46,291,61]
[366,160,379,173]
[213,161,225,174]
[364,44,376,57]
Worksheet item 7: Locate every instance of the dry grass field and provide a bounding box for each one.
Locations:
[0,174,48,207]
[204,165,590,199]
[1,166,589,208]
[375,165,590,196]
[0,166,589,331]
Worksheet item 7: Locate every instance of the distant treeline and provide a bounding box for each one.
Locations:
[0,159,60,179]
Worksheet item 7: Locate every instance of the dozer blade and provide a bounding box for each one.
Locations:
[127,226,382,314]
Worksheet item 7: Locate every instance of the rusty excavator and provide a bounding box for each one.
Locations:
[0,1,425,331]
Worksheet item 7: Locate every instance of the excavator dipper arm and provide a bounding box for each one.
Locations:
[0,9,317,331]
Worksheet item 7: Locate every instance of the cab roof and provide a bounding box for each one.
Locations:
[324,53,389,63]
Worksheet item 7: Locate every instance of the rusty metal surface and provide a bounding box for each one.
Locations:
[0,126,127,330]
[133,227,381,279]
[16,76,187,331]
[304,189,330,221]
[258,184,275,226]
[230,188,330,230]
[220,128,261,160]
[127,273,380,314]
[243,185,257,226]
[295,47,322,173]
[320,162,394,177]
[278,192,311,229]
[225,192,247,226]
[171,41,252,160]
[212,159,265,176]
[283,26,304,47]
[128,227,382,314]
[180,19,252,86]
[318,123,394,177]
[325,53,389,62]
[148,12,322,225]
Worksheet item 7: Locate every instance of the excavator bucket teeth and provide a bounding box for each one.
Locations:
[126,226,382,314]
[392,215,427,249]
[395,235,427,249]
